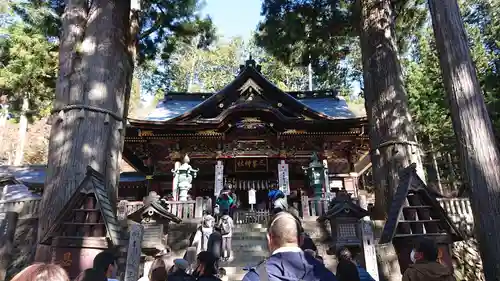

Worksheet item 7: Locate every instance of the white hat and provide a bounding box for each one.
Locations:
[174,258,189,271]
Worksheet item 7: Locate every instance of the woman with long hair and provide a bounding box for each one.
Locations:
[10,263,69,281]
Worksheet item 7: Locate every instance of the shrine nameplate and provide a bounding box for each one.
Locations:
[142,224,163,248]
[235,158,268,172]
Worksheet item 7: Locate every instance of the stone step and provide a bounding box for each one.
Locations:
[220,267,248,281]
[232,233,267,240]
[220,255,267,268]
[231,243,267,253]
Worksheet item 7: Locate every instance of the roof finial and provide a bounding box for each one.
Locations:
[246,54,256,68]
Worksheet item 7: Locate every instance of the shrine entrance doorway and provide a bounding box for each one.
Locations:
[227,178,274,224]
[232,179,271,210]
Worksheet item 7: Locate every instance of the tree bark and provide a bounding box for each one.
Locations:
[359,0,424,219]
[36,0,133,261]
[14,95,29,165]
[359,1,426,278]
[422,134,443,194]
[428,1,500,280]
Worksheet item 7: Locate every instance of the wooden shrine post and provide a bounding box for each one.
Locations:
[0,212,19,281]
[359,195,379,281]
[124,224,144,281]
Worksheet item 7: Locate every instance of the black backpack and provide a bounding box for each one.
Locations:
[220,216,231,235]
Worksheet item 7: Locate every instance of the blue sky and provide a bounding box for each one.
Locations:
[202,0,262,40]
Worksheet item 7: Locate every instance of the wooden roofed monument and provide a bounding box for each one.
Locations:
[40,166,124,279]
[379,163,464,273]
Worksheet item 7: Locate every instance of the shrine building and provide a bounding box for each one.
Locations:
[121,58,372,207]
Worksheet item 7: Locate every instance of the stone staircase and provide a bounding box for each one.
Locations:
[219,223,268,280]
[219,220,338,281]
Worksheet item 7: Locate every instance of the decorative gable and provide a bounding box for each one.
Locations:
[379,164,464,244]
[40,166,123,248]
[238,78,263,96]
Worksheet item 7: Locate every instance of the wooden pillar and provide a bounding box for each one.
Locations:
[359,195,379,281]
[148,179,161,194]
[0,212,18,281]
[343,174,359,198]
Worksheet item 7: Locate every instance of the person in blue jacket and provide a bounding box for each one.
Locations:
[242,211,337,281]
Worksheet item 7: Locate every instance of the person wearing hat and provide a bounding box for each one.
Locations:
[167,258,195,281]
[193,251,221,281]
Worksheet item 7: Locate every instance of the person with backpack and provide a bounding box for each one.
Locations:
[216,189,234,218]
[268,188,287,214]
[218,209,234,262]
[195,214,215,253]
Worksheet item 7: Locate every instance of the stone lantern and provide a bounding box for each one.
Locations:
[318,190,369,252]
[302,152,325,200]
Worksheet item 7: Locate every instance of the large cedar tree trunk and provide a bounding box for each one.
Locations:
[359,0,424,219]
[36,0,133,261]
[359,0,424,279]
[428,1,500,280]
[14,95,29,165]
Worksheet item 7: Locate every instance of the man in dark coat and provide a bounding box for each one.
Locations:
[242,212,337,281]
[403,238,456,281]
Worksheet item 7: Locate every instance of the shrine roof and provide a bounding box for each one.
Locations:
[145,92,358,122]
[0,165,146,186]
[129,58,365,129]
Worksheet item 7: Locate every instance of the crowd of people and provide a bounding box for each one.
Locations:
[9,184,456,281]
[8,211,455,281]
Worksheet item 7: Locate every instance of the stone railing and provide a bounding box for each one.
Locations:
[299,196,475,225]
[301,196,329,218]
[118,197,204,221]
[0,198,41,218]
[438,197,473,221]
[234,209,270,224]
[437,197,474,234]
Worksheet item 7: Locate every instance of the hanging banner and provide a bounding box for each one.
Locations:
[248,188,256,205]
[323,159,330,198]
[278,160,290,195]
[214,160,224,196]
